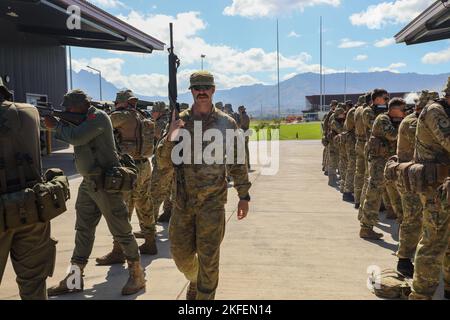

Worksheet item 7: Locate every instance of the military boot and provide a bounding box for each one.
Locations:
[186,282,197,300]
[121,260,146,295]
[158,209,172,223]
[354,202,360,209]
[96,241,126,265]
[328,174,338,187]
[397,258,414,278]
[343,192,355,203]
[359,227,383,240]
[139,232,158,255]
[47,263,85,297]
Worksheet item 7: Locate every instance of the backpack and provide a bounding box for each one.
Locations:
[369,269,412,299]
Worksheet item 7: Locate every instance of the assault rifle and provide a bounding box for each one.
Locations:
[36,103,86,126]
[168,22,180,122]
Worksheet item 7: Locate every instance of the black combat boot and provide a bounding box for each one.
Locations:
[328,174,338,187]
[343,192,355,203]
[397,258,414,278]
[158,209,172,223]
[354,202,360,209]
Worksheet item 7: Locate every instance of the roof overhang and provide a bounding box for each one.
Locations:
[395,1,450,45]
[0,0,165,53]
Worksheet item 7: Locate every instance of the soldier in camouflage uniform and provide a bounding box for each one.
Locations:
[215,102,224,112]
[354,94,371,209]
[96,90,157,265]
[45,90,145,296]
[360,97,405,240]
[343,99,360,202]
[150,101,173,224]
[322,100,338,175]
[395,91,438,277]
[409,79,450,300]
[337,103,351,193]
[328,104,346,188]
[157,71,251,300]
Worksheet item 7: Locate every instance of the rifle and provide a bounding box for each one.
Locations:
[168,22,180,122]
[36,104,86,126]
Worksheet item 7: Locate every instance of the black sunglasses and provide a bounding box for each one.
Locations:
[191,85,214,91]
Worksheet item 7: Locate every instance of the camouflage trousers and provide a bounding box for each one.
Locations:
[344,134,356,194]
[72,179,140,265]
[0,222,56,300]
[322,144,329,171]
[360,157,402,228]
[150,158,174,222]
[410,186,450,300]
[396,184,423,259]
[245,136,250,169]
[170,197,226,300]
[327,140,339,176]
[357,144,370,221]
[354,139,366,205]
[338,137,348,192]
[126,159,155,234]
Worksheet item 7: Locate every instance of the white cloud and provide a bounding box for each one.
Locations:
[374,37,396,48]
[223,0,341,18]
[354,54,368,61]
[369,62,406,73]
[422,47,450,64]
[350,0,434,30]
[288,31,301,38]
[283,73,298,80]
[338,38,366,49]
[90,0,125,9]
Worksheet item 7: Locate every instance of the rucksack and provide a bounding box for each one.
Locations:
[369,269,412,299]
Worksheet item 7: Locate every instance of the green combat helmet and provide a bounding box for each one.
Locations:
[179,103,189,111]
[415,90,439,109]
[224,104,233,114]
[443,76,450,97]
[335,104,346,119]
[215,101,224,111]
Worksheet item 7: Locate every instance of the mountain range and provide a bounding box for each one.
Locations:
[72,70,450,116]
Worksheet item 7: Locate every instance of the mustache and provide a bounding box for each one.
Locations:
[196,94,209,98]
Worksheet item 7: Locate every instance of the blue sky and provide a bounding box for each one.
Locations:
[71,0,450,97]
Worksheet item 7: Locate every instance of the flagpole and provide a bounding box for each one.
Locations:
[277,19,281,119]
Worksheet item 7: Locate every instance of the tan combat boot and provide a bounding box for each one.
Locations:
[96,241,126,265]
[359,227,383,240]
[186,282,197,300]
[121,260,146,295]
[139,232,158,255]
[47,263,85,297]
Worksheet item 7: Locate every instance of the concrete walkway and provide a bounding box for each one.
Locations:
[0,141,445,299]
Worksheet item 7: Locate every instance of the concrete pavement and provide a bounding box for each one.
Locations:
[0,141,445,299]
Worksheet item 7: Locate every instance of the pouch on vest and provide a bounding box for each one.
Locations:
[104,167,137,193]
[140,118,155,158]
[34,175,70,222]
[397,162,414,192]
[408,164,425,193]
[368,136,386,158]
[119,140,139,157]
[384,156,399,181]
[370,269,412,300]
[1,188,40,230]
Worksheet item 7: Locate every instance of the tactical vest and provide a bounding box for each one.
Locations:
[112,108,155,159]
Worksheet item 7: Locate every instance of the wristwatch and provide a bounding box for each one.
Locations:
[239,194,251,202]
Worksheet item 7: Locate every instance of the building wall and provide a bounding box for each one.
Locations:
[0,19,67,106]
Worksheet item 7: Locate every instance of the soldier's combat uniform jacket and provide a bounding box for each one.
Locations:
[410,99,450,299]
[0,101,56,300]
[360,113,402,228]
[156,106,251,300]
[343,106,356,194]
[55,106,140,265]
[396,112,423,260]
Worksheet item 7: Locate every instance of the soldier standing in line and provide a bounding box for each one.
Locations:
[409,79,450,300]
[46,90,145,296]
[343,98,360,203]
[360,97,406,240]
[327,104,346,188]
[156,71,251,300]
[322,100,338,175]
[0,79,58,300]
[96,90,157,266]
[394,91,438,277]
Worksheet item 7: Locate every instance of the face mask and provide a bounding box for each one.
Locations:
[376,105,387,110]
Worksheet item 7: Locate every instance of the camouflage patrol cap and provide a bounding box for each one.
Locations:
[180,103,189,111]
[62,89,91,107]
[224,103,233,112]
[334,106,346,118]
[238,105,246,111]
[416,90,439,108]
[152,101,166,113]
[215,101,224,109]
[330,100,338,106]
[115,89,138,104]
[0,77,12,100]
[189,71,215,89]
[357,95,365,106]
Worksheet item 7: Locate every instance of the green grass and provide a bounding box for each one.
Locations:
[249,121,322,141]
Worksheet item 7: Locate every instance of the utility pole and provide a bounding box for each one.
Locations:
[277,19,281,119]
[87,65,102,101]
[320,16,323,112]
[69,46,73,90]
[201,54,206,70]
